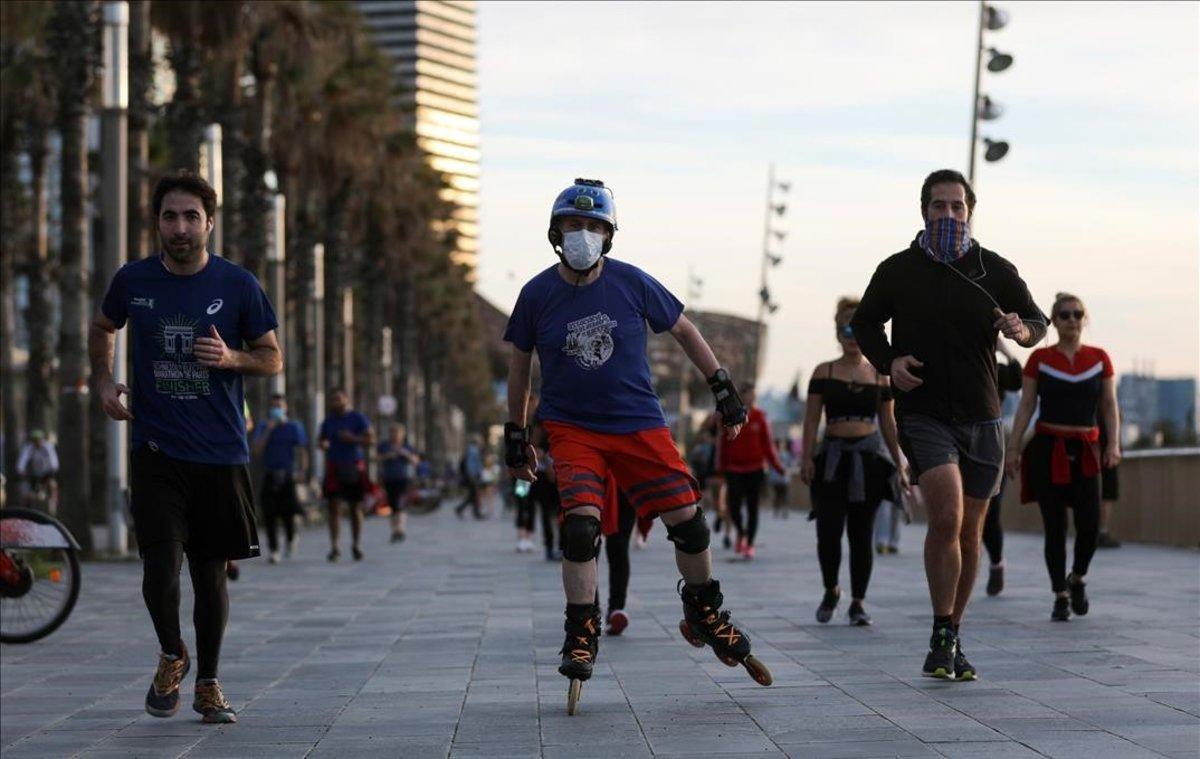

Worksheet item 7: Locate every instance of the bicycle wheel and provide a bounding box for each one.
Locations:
[0,507,82,644]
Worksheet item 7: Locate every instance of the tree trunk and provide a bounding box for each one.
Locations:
[128,0,151,259]
[322,182,349,394]
[54,0,95,553]
[165,10,203,174]
[0,145,23,508]
[24,139,56,436]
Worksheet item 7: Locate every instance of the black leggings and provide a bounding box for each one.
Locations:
[515,493,535,532]
[142,541,228,679]
[814,496,879,600]
[604,498,637,612]
[983,476,1006,565]
[1037,477,1100,593]
[726,469,765,546]
[532,478,559,553]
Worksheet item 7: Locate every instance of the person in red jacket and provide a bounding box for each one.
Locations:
[718,383,785,559]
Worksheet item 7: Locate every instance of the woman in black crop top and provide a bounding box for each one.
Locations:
[1006,292,1121,622]
[801,298,908,626]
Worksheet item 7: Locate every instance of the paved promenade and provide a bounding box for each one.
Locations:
[2,502,1198,758]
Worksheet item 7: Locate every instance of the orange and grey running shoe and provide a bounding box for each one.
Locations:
[193,679,237,723]
[145,642,190,718]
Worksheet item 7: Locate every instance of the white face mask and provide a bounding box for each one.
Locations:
[561,229,605,271]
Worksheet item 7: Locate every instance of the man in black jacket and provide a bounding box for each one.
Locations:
[851,169,1045,682]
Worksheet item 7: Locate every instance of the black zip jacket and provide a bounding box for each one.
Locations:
[851,236,1047,423]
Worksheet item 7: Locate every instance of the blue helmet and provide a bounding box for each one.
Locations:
[547,178,617,255]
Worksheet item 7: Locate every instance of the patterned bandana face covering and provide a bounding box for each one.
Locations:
[920,217,972,263]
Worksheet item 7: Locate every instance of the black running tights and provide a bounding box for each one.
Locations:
[983,493,1004,566]
[514,493,535,531]
[726,469,765,545]
[142,541,228,679]
[1037,476,1101,593]
[604,500,636,612]
[814,495,879,599]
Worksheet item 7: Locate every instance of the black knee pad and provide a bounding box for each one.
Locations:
[665,506,710,555]
[561,513,601,562]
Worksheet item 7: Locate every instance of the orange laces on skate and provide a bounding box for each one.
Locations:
[566,616,598,664]
[702,608,742,647]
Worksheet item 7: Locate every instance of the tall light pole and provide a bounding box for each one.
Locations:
[101,0,129,555]
[266,179,286,396]
[311,243,325,486]
[968,2,1013,183]
[200,124,222,252]
[756,163,789,378]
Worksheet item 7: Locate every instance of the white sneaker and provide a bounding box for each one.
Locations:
[269,551,281,564]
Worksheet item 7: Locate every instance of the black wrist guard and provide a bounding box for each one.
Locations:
[504,422,530,468]
[707,368,747,427]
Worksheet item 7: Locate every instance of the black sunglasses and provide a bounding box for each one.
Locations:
[1056,309,1085,321]
[838,325,855,338]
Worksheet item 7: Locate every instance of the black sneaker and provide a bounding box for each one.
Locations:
[722,533,732,550]
[352,546,364,561]
[225,561,240,582]
[986,564,1004,597]
[1051,595,1071,621]
[815,588,840,624]
[954,642,978,682]
[1067,576,1089,616]
[390,532,405,544]
[145,643,190,718]
[327,548,340,562]
[847,601,871,626]
[922,626,957,679]
[1097,532,1121,549]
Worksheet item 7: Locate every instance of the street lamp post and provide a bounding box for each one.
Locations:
[266,185,285,396]
[311,243,325,485]
[968,2,1013,183]
[101,0,129,555]
[200,124,222,252]
[756,163,789,378]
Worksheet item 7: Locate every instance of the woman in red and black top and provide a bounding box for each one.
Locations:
[1007,292,1121,621]
[717,383,785,559]
[802,298,907,626]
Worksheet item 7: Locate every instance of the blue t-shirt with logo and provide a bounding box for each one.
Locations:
[319,411,371,465]
[503,258,684,434]
[255,419,308,472]
[377,440,416,482]
[101,254,278,465]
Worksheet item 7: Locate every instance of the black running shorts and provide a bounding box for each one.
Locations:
[897,413,1003,500]
[131,445,260,560]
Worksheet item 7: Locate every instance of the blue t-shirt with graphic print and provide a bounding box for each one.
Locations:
[503,258,684,434]
[101,254,278,465]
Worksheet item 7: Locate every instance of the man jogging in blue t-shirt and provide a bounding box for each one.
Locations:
[91,171,282,724]
[504,178,773,715]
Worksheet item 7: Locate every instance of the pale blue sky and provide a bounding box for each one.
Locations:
[474,1,1198,390]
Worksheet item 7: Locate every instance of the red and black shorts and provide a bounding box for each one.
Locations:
[324,460,369,505]
[543,422,701,532]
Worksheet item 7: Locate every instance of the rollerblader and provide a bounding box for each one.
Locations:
[851,169,1045,681]
[504,179,772,715]
[90,171,282,723]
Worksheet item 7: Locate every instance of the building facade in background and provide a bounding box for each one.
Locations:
[1117,374,1199,447]
[355,0,480,270]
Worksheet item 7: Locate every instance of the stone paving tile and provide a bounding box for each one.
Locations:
[2,503,1198,757]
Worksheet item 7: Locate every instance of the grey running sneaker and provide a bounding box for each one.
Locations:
[193,679,237,724]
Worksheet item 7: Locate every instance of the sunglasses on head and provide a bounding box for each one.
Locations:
[1056,309,1085,321]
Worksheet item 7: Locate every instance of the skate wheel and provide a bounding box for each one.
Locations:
[717,653,739,667]
[743,655,773,686]
[567,678,583,716]
[678,620,704,648]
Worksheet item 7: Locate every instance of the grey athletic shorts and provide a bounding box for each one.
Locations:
[897,413,1004,500]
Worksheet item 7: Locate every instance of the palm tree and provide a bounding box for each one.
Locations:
[50,0,97,550]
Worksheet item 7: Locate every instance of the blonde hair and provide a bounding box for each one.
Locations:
[1050,291,1086,320]
[835,296,859,327]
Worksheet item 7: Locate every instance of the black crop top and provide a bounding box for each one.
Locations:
[808,365,893,424]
